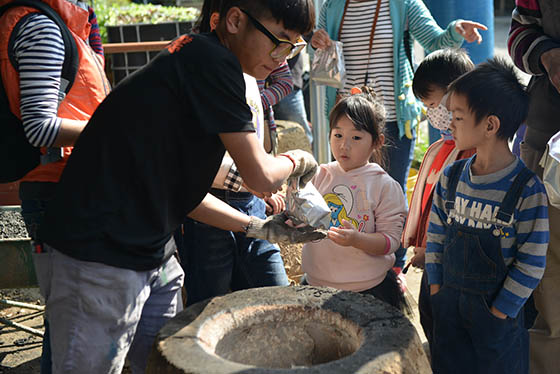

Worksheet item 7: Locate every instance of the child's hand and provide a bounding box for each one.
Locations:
[264,193,286,215]
[327,219,357,247]
[411,246,426,269]
[243,182,273,199]
[311,29,332,50]
[455,20,487,44]
[490,306,508,320]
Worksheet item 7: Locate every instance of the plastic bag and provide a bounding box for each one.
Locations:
[310,41,346,89]
[285,177,330,229]
[540,130,560,209]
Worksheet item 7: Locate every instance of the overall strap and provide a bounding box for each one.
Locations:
[495,166,535,225]
[444,158,469,213]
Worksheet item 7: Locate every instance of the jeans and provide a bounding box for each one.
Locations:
[384,122,415,268]
[432,287,528,374]
[20,183,56,374]
[178,190,289,307]
[384,121,416,193]
[431,159,530,374]
[520,138,560,374]
[34,246,184,374]
[273,88,313,143]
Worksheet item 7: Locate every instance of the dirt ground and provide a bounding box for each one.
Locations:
[0,288,43,373]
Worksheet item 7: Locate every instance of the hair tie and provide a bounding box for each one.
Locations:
[350,87,362,95]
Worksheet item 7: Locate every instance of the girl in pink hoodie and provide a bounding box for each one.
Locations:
[302,87,408,311]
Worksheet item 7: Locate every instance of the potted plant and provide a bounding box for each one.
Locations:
[96,0,200,85]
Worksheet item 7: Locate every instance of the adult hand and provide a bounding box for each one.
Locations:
[455,20,487,44]
[327,220,358,247]
[246,213,327,243]
[490,305,508,320]
[541,48,560,93]
[311,29,332,50]
[410,246,426,269]
[264,193,286,215]
[281,150,318,188]
[430,284,441,296]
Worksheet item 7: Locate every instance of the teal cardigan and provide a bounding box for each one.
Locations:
[318,0,464,139]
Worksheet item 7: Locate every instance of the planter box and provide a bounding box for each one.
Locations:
[0,182,20,206]
[0,206,36,289]
[106,21,195,86]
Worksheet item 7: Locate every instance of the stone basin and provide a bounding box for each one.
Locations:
[147,286,430,373]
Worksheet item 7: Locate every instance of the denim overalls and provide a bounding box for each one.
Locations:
[431,159,533,374]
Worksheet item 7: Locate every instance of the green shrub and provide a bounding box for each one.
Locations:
[412,120,430,170]
[94,0,200,43]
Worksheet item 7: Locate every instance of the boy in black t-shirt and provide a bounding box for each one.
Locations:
[36,1,319,372]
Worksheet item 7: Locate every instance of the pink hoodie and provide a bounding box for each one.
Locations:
[302,161,407,292]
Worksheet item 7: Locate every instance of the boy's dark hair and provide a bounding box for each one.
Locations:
[219,0,315,35]
[412,49,474,99]
[195,0,222,33]
[447,57,529,141]
[329,86,387,166]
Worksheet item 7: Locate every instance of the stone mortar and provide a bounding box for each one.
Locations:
[147,286,431,374]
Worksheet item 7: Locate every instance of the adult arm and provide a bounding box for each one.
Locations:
[492,177,549,318]
[407,0,464,52]
[187,193,250,232]
[508,0,560,90]
[310,1,330,49]
[188,193,325,243]
[13,14,87,148]
[220,132,317,193]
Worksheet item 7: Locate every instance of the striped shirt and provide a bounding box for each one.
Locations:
[14,14,65,147]
[87,6,104,56]
[508,0,560,76]
[426,156,549,318]
[257,61,293,108]
[257,61,293,130]
[339,0,395,121]
[12,8,103,149]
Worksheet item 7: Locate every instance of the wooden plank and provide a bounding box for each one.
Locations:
[103,41,170,54]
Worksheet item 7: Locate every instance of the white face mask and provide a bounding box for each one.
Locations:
[426,92,452,132]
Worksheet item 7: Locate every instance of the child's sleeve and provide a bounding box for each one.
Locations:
[373,179,407,254]
[259,62,294,109]
[425,168,451,285]
[493,176,549,318]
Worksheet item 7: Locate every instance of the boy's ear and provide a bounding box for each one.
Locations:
[224,7,243,34]
[486,115,500,136]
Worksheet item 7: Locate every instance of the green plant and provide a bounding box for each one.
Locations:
[94,0,200,43]
[412,120,430,170]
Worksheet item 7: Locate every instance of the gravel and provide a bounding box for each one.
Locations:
[0,210,29,240]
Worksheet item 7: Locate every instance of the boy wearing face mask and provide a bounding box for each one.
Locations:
[402,48,475,353]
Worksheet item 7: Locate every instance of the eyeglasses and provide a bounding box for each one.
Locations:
[240,8,306,60]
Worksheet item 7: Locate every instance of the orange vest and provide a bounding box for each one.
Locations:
[0,0,110,183]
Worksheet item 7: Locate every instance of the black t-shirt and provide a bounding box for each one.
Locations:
[39,33,254,270]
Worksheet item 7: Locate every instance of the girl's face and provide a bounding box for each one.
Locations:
[330,114,377,172]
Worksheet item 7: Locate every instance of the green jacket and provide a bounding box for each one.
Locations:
[318,0,464,138]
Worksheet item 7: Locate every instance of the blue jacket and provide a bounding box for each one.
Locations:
[318,0,464,139]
